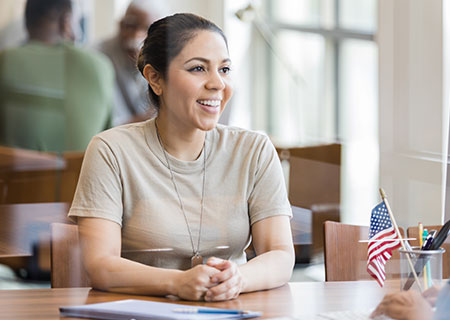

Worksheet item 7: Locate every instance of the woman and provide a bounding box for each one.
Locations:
[69,13,294,301]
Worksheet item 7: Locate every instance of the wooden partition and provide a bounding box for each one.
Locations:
[0,146,64,204]
[60,152,84,202]
[0,146,83,204]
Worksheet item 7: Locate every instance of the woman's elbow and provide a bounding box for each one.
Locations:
[281,247,295,283]
[83,258,114,291]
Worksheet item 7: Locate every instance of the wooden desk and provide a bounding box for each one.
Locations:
[0,146,65,173]
[0,281,398,319]
[0,146,66,204]
[0,202,72,276]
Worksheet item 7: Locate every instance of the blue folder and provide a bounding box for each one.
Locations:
[60,299,262,320]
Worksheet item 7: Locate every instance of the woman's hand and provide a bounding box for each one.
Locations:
[370,290,433,320]
[174,264,220,301]
[204,257,245,301]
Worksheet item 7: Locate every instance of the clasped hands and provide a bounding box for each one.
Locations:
[175,257,245,301]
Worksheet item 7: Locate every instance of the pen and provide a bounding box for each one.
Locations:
[421,229,428,249]
[422,230,436,250]
[173,308,250,314]
[403,219,450,290]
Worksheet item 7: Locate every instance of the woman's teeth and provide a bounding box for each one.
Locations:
[197,100,221,107]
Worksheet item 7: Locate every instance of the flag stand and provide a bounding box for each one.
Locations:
[379,188,422,292]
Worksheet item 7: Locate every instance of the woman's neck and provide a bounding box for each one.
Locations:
[155,117,206,161]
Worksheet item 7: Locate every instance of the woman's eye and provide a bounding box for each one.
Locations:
[220,66,231,74]
[189,66,205,72]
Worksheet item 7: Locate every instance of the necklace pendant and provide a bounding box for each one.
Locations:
[191,253,203,268]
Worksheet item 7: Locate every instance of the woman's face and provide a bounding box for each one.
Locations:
[159,30,233,132]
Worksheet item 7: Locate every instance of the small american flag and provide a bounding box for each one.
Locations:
[367,201,401,287]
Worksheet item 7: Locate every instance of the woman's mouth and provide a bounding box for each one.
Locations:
[197,99,221,114]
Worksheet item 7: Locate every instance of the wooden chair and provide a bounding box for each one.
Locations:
[280,144,341,256]
[50,223,90,288]
[407,225,450,279]
[324,221,404,281]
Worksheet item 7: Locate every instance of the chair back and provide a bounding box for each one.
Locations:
[324,221,404,281]
[50,223,90,288]
[407,225,450,279]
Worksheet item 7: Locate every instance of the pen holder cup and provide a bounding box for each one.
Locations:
[399,246,445,291]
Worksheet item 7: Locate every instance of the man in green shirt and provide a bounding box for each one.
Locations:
[0,0,114,153]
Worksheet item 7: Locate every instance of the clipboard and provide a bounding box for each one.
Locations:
[60,299,262,320]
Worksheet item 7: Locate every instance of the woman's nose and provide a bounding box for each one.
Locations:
[205,71,226,90]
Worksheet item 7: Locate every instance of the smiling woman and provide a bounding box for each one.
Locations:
[143,30,233,143]
[68,13,294,302]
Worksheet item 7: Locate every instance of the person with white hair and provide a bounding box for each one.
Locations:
[98,0,169,126]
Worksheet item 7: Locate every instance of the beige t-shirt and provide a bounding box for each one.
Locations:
[69,118,292,270]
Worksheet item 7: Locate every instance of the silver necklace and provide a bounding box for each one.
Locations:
[155,120,206,268]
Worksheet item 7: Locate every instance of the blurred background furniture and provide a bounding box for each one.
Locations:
[0,146,83,204]
[50,223,90,288]
[59,151,84,202]
[278,143,341,262]
[246,205,312,263]
[0,146,64,204]
[290,206,312,263]
[407,224,450,279]
[324,221,404,281]
[0,202,72,280]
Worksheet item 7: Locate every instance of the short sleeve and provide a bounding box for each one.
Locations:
[68,136,123,226]
[248,136,292,225]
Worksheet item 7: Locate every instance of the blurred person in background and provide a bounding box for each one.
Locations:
[0,0,114,153]
[98,0,169,126]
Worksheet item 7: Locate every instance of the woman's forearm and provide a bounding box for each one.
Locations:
[239,247,295,293]
[86,255,182,296]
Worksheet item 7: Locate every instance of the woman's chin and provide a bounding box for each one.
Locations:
[198,118,221,131]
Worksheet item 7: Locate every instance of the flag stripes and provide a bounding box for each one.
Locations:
[366,202,401,287]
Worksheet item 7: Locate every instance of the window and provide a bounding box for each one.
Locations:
[253,0,379,223]
[257,0,377,146]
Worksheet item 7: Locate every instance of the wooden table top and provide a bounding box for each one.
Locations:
[0,280,399,319]
[0,202,71,257]
[0,146,65,173]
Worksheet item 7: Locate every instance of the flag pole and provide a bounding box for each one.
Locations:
[379,188,422,292]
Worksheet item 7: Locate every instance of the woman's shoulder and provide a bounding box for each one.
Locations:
[214,124,271,145]
[91,120,149,149]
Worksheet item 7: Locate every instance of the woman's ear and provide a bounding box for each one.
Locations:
[143,64,163,96]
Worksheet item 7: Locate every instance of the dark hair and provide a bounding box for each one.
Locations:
[25,0,72,31]
[137,13,228,109]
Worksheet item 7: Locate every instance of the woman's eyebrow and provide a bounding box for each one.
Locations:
[184,57,231,65]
